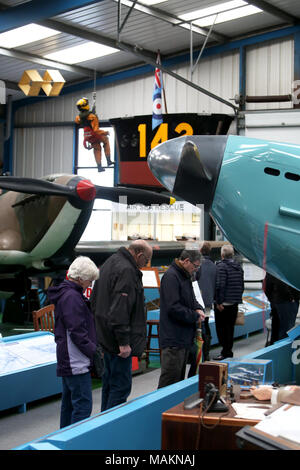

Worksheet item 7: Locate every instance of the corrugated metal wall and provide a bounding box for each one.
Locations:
[246,36,294,110]
[13,127,74,176]
[13,50,240,177]
[13,36,294,176]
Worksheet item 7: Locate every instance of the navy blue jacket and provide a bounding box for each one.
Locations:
[215,258,244,305]
[196,256,217,308]
[48,280,97,377]
[159,261,202,349]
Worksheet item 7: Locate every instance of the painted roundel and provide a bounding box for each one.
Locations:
[152,93,162,120]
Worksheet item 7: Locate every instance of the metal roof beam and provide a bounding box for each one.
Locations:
[0,47,95,77]
[0,0,104,33]
[1,79,19,91]
[40,18,157,61]
[111,0,228,43]
[118,0,138,38]
[118,41,238,112]
[246,0,299,24]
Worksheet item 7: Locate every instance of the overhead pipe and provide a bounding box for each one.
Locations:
[234,94,292,105]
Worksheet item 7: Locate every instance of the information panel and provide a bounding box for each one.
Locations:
[0,334,56,376]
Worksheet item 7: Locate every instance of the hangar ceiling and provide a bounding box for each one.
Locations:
[0,0,299,101]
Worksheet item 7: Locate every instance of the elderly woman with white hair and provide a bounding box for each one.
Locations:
[47,256,99,428]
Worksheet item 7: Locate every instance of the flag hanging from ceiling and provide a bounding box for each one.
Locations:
[152,53,163,130]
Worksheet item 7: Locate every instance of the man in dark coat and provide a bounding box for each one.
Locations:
[213,244,244,360]
[90,239,152,411]
[264,272,299,343]
[157,250,205,389]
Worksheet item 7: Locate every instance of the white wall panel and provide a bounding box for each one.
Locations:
[14,127,73,177]
[246,37,294,110]
[245,110,300,144]
[161,52,239,115]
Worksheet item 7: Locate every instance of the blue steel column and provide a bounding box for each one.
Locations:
[0,0,104,33]
[72,124,78,174]
[3,100,14,174]
[293,31,300,109]
[239,46,246,112]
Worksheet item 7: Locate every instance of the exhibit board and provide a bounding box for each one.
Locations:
[141,268,160,288]
[0,333,56,375]
[0,332,61,413]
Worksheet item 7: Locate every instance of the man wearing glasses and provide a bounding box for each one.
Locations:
[91,239,152,411]
[157,249,205,389]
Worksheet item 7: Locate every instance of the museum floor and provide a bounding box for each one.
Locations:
[0,329,269,450]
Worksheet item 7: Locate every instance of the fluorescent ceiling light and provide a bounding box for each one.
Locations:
[196,5,262,27]
[117,0,168,7]
[180,0,246,21]
[140,0,168,4]
[0,23,59,48]
[44,42,118,64]
[180,1,262,27]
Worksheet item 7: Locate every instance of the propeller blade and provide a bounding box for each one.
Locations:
[0,176,175,207]
[0,176,73,197]
[94,185,175,206]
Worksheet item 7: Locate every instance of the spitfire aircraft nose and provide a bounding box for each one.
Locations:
[148,135,228,210]
[76,179,96,201]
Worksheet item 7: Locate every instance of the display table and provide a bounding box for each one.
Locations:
[0,331,61,412]
[161,397,271,450]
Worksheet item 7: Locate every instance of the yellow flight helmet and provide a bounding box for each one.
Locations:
[76,97,90,111]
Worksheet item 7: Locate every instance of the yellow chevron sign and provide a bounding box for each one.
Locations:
[18,69,65,96]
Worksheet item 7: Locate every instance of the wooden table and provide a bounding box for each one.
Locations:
[161,398,267,450]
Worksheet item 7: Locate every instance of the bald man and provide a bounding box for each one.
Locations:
[91,239,152,411]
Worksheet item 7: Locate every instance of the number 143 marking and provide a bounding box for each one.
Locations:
[138,122,193,158]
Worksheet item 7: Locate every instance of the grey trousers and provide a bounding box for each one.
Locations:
[157,347,189,389]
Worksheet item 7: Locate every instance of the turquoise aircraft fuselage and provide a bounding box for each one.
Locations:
[148,135,300,290]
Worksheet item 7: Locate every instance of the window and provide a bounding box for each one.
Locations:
[76,127,115,241]
[285,172,300,181]
[264,167,280,176]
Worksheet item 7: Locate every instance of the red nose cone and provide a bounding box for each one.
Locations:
[76,179,96,201]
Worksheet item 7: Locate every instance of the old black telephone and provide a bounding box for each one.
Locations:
[203,382,229,413]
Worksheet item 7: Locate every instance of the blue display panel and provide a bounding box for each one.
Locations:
[0,331,61,412]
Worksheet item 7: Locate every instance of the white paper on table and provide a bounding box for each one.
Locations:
[192,281,204,308]
[232,402,272,420]
[241,303,257,314]
[255,404,300,444]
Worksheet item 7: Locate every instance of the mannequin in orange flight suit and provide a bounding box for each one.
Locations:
[75,97,114,172]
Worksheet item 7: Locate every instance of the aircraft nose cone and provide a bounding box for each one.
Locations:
[148,135,228,210]
[76,179,96,201]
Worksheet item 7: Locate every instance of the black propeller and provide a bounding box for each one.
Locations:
[94,185,175,205]
[0,176,175,206]
[0,176,73,197]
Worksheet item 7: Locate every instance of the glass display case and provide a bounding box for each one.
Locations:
[224,358,273,387]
